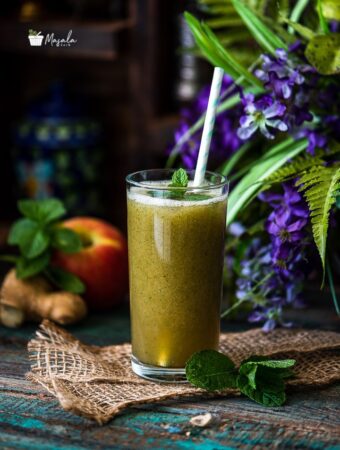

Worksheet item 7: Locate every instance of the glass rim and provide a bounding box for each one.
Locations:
[126,169,228,191]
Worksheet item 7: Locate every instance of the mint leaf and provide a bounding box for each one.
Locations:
[237,356,296,407]
[16,252,50,279]
[8,218,36,245]
[186,350,237,391]
[237,373,286,407]
[240,356,296,372]
[8,218,50,259]
[51,228,82,253]
[22,229,49,259]
[18,198,66,224]
[184,193,212,201]
[170,168,189,188]
[186,351,295,407]
[45,266,86,294]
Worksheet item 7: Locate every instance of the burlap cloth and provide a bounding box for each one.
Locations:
[27,320,340,424]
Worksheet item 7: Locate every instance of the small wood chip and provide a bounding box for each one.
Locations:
[190,413,213,427]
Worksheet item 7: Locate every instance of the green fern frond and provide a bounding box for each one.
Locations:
[265,154,325,184]
[296,164,340,284]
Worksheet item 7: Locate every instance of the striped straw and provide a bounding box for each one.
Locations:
[193,67,224,187]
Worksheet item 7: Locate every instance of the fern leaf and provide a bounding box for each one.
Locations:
[296,165,340,283]
[265,155,325,184]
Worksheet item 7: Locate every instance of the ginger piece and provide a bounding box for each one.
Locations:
[0,269,87,328]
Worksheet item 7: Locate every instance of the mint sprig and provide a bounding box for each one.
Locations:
[170,168,189,188]
[186,350,295,407]
[5,198,85,294]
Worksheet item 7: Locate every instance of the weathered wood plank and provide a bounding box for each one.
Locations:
[0,311,340,450]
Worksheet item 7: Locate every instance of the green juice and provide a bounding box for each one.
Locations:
[127,188,227,368]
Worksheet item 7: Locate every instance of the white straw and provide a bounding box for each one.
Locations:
[193,67,224,186]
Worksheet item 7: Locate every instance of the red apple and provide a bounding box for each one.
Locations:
[53,217,128,311]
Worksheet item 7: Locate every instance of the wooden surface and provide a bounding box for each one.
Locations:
[0,309,340,450]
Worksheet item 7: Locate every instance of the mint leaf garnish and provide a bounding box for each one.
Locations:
[184,193,211,201]
[170,168,189,188]
[186,350,238,391]
[186,351,295,407]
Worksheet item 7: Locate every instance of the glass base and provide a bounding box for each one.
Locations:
[131,355,187,383]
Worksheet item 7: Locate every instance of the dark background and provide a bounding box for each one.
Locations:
[0,0,210,237]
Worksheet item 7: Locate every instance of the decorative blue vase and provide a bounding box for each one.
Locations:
[13,82,103,215]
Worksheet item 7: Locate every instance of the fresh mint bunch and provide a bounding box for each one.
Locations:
[5,198,85,294]
[186,350,295,407]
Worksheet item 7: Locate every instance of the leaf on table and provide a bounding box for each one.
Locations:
[186,349,238,391]
[237,356,295,406]
[237,373,286,407]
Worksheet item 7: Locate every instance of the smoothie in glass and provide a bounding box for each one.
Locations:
[126,170,228,381]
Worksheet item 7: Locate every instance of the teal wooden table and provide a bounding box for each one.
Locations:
[1,309,340,450]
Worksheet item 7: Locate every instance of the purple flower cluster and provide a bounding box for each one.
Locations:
[235,183,311,331]
[262,183,309,274]
[238,48,314,142]
[170,75,242,169]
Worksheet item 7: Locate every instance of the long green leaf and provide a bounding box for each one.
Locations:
[283,18,315,40]
[317,0,330,34]
[206,17,243,28]
[227,138,308,224]
[184,12,262,87]
[289,0,310,33]
[326,260,340,316]
[296,165,340,283]
[185,12,243,80]
[218,142,251,176]
[232,0,287,54]
[202,23,262,87]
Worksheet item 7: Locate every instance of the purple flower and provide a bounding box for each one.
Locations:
[267,209,307,244]
[262,182,310,277]
[255,49,311,100]
[233,182,311,331]
[296,129,328,155]
[237,93,288,140]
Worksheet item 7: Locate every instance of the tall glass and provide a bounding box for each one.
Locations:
[126,169,228,382]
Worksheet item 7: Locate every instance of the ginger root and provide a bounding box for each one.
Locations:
[0,269,87,328]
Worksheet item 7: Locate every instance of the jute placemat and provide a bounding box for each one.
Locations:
[27,320,340,424]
